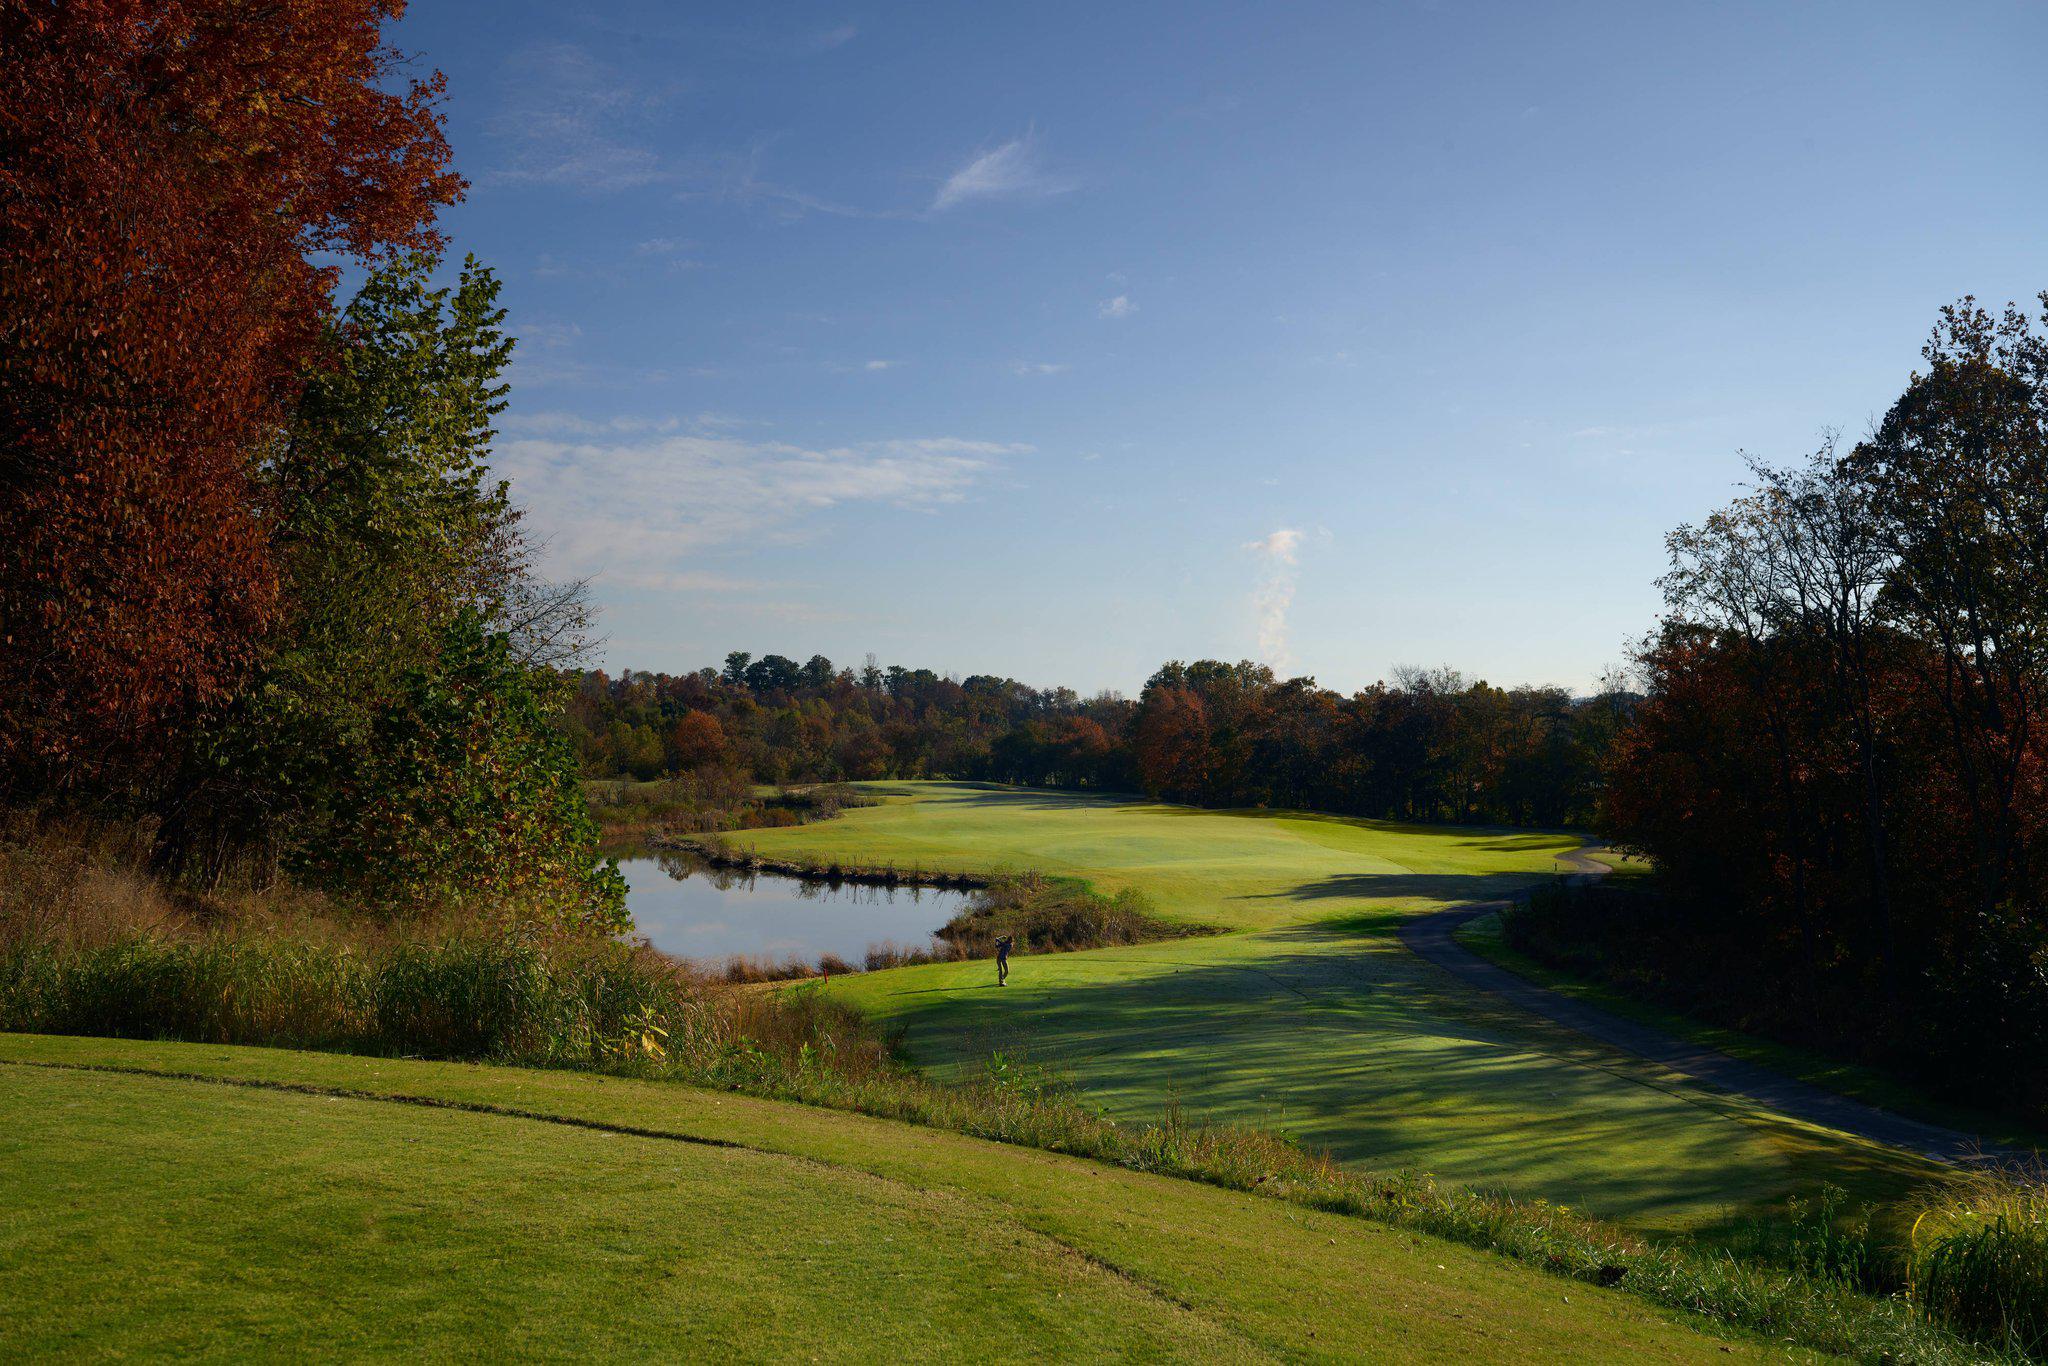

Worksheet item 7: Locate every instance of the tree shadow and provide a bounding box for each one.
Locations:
[853,939,1879,1226]
[1245,872,1546,905]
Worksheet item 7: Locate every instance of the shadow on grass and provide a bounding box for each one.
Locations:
[878,940,1823,1220]
[1244,871,1550,904]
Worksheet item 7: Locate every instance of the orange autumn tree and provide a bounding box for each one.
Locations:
[0,0,462,797]
[668,711,730,772]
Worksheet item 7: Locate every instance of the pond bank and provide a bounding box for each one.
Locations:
[659,833,989,892]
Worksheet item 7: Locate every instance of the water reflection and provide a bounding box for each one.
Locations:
[619,849,974,965]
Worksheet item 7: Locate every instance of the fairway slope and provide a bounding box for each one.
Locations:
[726,783,1935,1231]
[0,1035,1785,1362]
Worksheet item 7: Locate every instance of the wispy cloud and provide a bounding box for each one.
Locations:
[632,237,705,270]
[497,428,1028,585]
[489,44,684,193]
[932,133,1076,211]
[606,570,767,594]
[600,569,858,626]
[1098,294,1137,319]
[808,24,859,51]
[514,319,583,350]
[1244,528,1307,675]
[863,359,898,371]
[503,411,684,438]
[684,142,910,221]
[490,50,886,221]
[1010,361,1070,376]
[504,355,719,390]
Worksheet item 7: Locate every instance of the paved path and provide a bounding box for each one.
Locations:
[1399,848,2019,1166]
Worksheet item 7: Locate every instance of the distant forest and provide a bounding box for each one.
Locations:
[565,653,1632,829]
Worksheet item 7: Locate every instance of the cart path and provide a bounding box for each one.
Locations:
[1399,847,2021,1166]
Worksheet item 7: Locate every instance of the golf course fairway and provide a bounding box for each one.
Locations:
[0,1034,1791,1361]
[723,783,1931,1233]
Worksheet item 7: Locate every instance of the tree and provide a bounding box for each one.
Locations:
[300,613,625,928]
[1597,294,2048,1108]
[743,654,803,693]
[668,711,728,771]
[0,0,462,796]
[1846,296,2048,917]
[155,254,528,884]
[1133,687,1212,801]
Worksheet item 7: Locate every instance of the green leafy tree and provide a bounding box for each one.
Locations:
[161,254,614,926]
[303,612,625,927]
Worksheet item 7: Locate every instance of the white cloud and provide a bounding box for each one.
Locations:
[1098,295,1136,319]
[497,428,1027,585]
[809,24,859,51]
[1010,361,1070,376]
[933,134,1075,211]
[864,359,898,371]
[1244,528,1308,675]
[1246,528,1304,564]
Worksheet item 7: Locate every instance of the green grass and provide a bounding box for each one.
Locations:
[1457,909,2048,1156]
[723,782,1937,1234]
[0,1033,1805,1362]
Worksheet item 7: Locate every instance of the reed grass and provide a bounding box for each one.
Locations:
[1912,1168,2048,1356]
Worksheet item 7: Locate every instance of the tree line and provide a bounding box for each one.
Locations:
[1598,296,2048,1108]
[1,5,619,925]
[566,651,1632,829]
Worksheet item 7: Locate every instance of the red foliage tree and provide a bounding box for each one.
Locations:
[1133,687,1212,801]
[0,1,462,794]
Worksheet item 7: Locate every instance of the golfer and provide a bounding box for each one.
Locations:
[995,933,1014,986]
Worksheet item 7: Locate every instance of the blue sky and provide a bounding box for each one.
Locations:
[391,1,2048,695]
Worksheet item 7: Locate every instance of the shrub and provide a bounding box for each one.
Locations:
[0,929,695,1065]
[937,872,1200,955]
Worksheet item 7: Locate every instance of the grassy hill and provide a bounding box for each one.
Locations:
[0,1033,1793,1362]
[721,782,1934,1233]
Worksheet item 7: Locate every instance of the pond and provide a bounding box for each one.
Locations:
[616,850,975,966]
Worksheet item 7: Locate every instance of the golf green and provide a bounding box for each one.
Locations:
[725,782,1929,1232]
